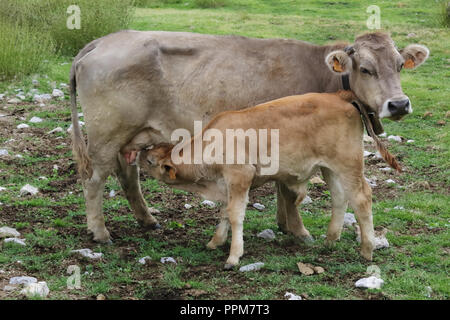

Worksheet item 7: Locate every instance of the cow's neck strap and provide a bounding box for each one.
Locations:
[341,74,350,90]
[351,101,385,137]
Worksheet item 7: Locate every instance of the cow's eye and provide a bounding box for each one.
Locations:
[360,67,371,75]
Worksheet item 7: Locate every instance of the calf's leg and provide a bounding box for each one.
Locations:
[321,167,348,245]
[207,208,230,249]
[277,182,313,242]
[341,173,375,260]
[115,153,160,229]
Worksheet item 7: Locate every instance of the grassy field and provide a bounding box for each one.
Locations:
[0,0,449,300]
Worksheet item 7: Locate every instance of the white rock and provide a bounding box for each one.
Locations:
[385,179,396,185]
[33,94,51,103]
[365,177,377,188]
[0,187,6,192]
[66,121,85,133]
[355,276,384,289]
[285,292,302,300]
[17,123,30,130]
[0,94,5,100]
[252,203,265,211]
[39,103,45,107]
[379,167,392,172]
[52,88,64,98]
[363,134,374,143]
[4,238,26,246]
[406,140,415,144]
[3,285,17,291]
[239,262,264,272]
[379,132,387,138]
[7,98,21,104]
[388,135,402,142]
[60,83,68,89]
[373,151,383,160]
[138,256,151,265]
[0,226,21,238]
[407,32,416,38]
[15,154,23,159]
[0,149,8,156]
[71,249,103,260]
[78,112,83,118]
[343,212,357,227]
[109,190,116,198]
[363,151,374,157]
[29,116,43,123]
[9,276,37,285]
[374,236,389,250]
[16,94,26,100]
[257,229,276,240]
[47,127,63,134]
[38,176,48,180]
[32,79,40,87]
[394,205,404,210]
[201,200,216,208]
[160,257,177,264]
[301,195,312,205]
[184,203,192,209]
[20,184,39,196]
[21,281,49,298]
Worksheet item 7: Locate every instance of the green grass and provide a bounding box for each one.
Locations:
[0,0,449,300]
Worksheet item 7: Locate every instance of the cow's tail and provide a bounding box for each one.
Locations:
[70,65,93,180]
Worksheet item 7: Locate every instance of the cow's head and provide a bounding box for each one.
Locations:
[325,32,429,119]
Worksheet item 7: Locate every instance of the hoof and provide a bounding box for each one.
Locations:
[324,238,336,247]
[277,224,288,234]
[140,222,161,230]
[302,235,315,244]
[206,241,217,250]
[223,263,236,271]
[152,223,161,230]
[361,249,373,261]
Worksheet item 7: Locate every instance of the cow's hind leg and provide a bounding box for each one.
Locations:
[82,165,112,243]
[321,167,348,246]
[115,153,160,229]
[276,182,313,242]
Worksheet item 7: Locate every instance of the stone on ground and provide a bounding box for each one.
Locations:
[239,262,264,272]
[355,276,384,289]
[0,226,21,238]
[257,229,276,240]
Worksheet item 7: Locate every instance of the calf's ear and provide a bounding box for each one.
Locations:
[161,162,177,180]
[400,44,429,69]
[325,50,353,73]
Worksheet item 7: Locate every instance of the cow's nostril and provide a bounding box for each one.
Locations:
[388,99,410,115]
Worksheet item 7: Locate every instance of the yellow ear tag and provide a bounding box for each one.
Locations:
[404,58,415,69]
[169,168,176,180]
[333,59,344,72]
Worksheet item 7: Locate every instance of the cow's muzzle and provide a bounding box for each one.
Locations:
[387,99,411,117]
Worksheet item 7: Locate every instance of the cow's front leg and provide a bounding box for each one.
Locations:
[207,208,230,249]
[276,182,313,242]
[115,153,160,229]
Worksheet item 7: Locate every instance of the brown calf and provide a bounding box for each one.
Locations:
[136,91,398,268]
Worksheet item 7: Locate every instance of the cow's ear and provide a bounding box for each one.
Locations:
[325,50,353,74]
[400,44,429,69]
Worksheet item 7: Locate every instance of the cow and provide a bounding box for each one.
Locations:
[136,91,400,268]
[69,31,429,243]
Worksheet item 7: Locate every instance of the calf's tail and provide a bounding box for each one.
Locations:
[70,66,93,180]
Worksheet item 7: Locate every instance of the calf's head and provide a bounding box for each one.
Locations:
[139,143,183,185]
[326,32,429,119]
